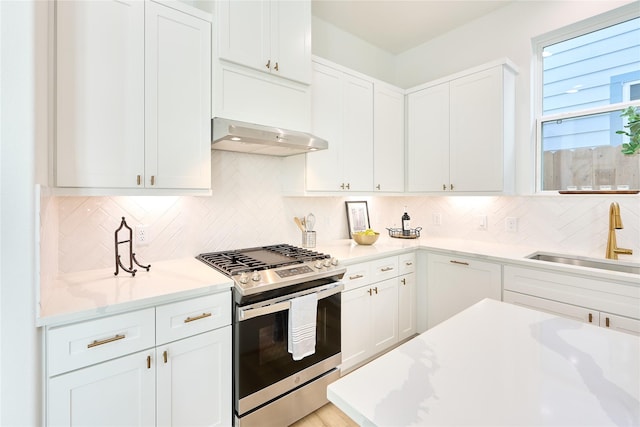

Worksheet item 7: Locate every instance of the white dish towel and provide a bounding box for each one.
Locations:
[288,293,318,361]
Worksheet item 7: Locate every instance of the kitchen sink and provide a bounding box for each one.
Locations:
[526,252,640,275]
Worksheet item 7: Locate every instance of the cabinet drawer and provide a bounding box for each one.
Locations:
[343,262,372,292]
[47,308,155,376]
[156,292,231,345]
[398,252,416,275]
[371,256,399,282]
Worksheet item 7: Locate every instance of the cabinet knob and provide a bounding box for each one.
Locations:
[274,62,279,71]
[265,59,271,70]
[340,183,345,190]
[376,184,381,190]
[346,183,350,190]
[442,184,446,191]
[450,184,454,191]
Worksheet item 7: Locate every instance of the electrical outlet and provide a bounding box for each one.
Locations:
[432,213,442,226]
[135,225,150,246]
[505,217,518,233]
[477,215,488,231]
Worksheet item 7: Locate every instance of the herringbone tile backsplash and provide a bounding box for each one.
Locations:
[43,151,640,274]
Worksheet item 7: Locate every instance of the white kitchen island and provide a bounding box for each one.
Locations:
[328,298,640,426]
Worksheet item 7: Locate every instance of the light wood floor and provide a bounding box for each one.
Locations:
[290,403,358,427]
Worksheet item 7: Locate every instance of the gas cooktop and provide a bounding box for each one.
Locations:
[196,244,345,297]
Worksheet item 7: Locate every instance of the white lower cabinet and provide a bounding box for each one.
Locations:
[46,291,232,426]
[341,253,418,372]
[156,327,231,426]
[503,265,640,336]
[398,253,417,341]
[48,350,156,426]
[426,252,501,329]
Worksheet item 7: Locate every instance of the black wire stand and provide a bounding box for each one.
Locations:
[114,217,150,276]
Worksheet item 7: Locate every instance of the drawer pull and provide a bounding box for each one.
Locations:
[87,334,125,349]
[449,260,469,266]
[405,262,413,266]
[380,267,394,272]
[184,312,212,323]
[349,274,364,280]
[588,313,593,323]
[163,350,168,363]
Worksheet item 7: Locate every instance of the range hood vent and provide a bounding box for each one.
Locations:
[211,117,328,157]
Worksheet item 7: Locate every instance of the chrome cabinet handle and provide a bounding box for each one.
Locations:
[88,334,125,349]
[184,312,212,323]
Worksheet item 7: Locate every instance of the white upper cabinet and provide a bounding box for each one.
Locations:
[373,83,405,192]
[307,60,374,192]
[217,0,311,84]
[407,60,517,194]
[56,0,145,189]
[55,0,211,192]
[145,2,211,190]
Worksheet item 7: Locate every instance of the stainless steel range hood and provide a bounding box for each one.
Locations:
[212,117,328,157]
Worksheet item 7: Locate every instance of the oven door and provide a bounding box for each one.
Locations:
[234,282,342,417]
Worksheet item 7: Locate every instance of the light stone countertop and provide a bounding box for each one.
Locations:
[39,236,639,327]
[38,258,233,327]
[328,298,640,427]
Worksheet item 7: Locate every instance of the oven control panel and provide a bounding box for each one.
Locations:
[275,265,314,278]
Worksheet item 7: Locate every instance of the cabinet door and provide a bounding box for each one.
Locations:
[217,0,269,73]
[308,62,343,191]
[56,0,144,188]
[398,273,416,341]
[48,350,155,426]
[599,312,640,336]
[341,287,373,371]
[157,327,232,427]
[371,278,398,353]
[270,0,311,84]
[406,83,450,192]
[449,67,503,192]
[342,73,374,191]
[374,83,405,192]
[427,253,501,328]
[145,2,211,189]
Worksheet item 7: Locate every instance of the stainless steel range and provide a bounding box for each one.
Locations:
[197,244,345,427]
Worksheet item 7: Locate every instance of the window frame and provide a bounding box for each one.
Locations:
[533,3,640,193]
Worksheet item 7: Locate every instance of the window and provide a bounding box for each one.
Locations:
[535,7,640,192]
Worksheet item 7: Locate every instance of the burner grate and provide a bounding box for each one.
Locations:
[196,244,329,277]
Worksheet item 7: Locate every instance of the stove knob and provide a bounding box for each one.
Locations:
[251,270,261,282]
[323,259,332,267]
[314,261,324,269]
[239,272,249,284]
[331,257,339,266]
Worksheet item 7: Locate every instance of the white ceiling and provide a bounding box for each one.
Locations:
[312,0,515,55]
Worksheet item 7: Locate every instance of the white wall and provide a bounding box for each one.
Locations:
[1,1,41,424]
[311,16,397,84]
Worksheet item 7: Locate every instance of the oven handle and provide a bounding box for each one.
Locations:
[237,282,344,322]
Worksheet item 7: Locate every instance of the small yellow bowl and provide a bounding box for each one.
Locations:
[353,232,380,245]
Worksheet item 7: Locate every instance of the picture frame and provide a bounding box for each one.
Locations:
[345,201,370,238]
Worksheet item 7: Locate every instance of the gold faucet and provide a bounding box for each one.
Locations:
[606,202,633,260]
